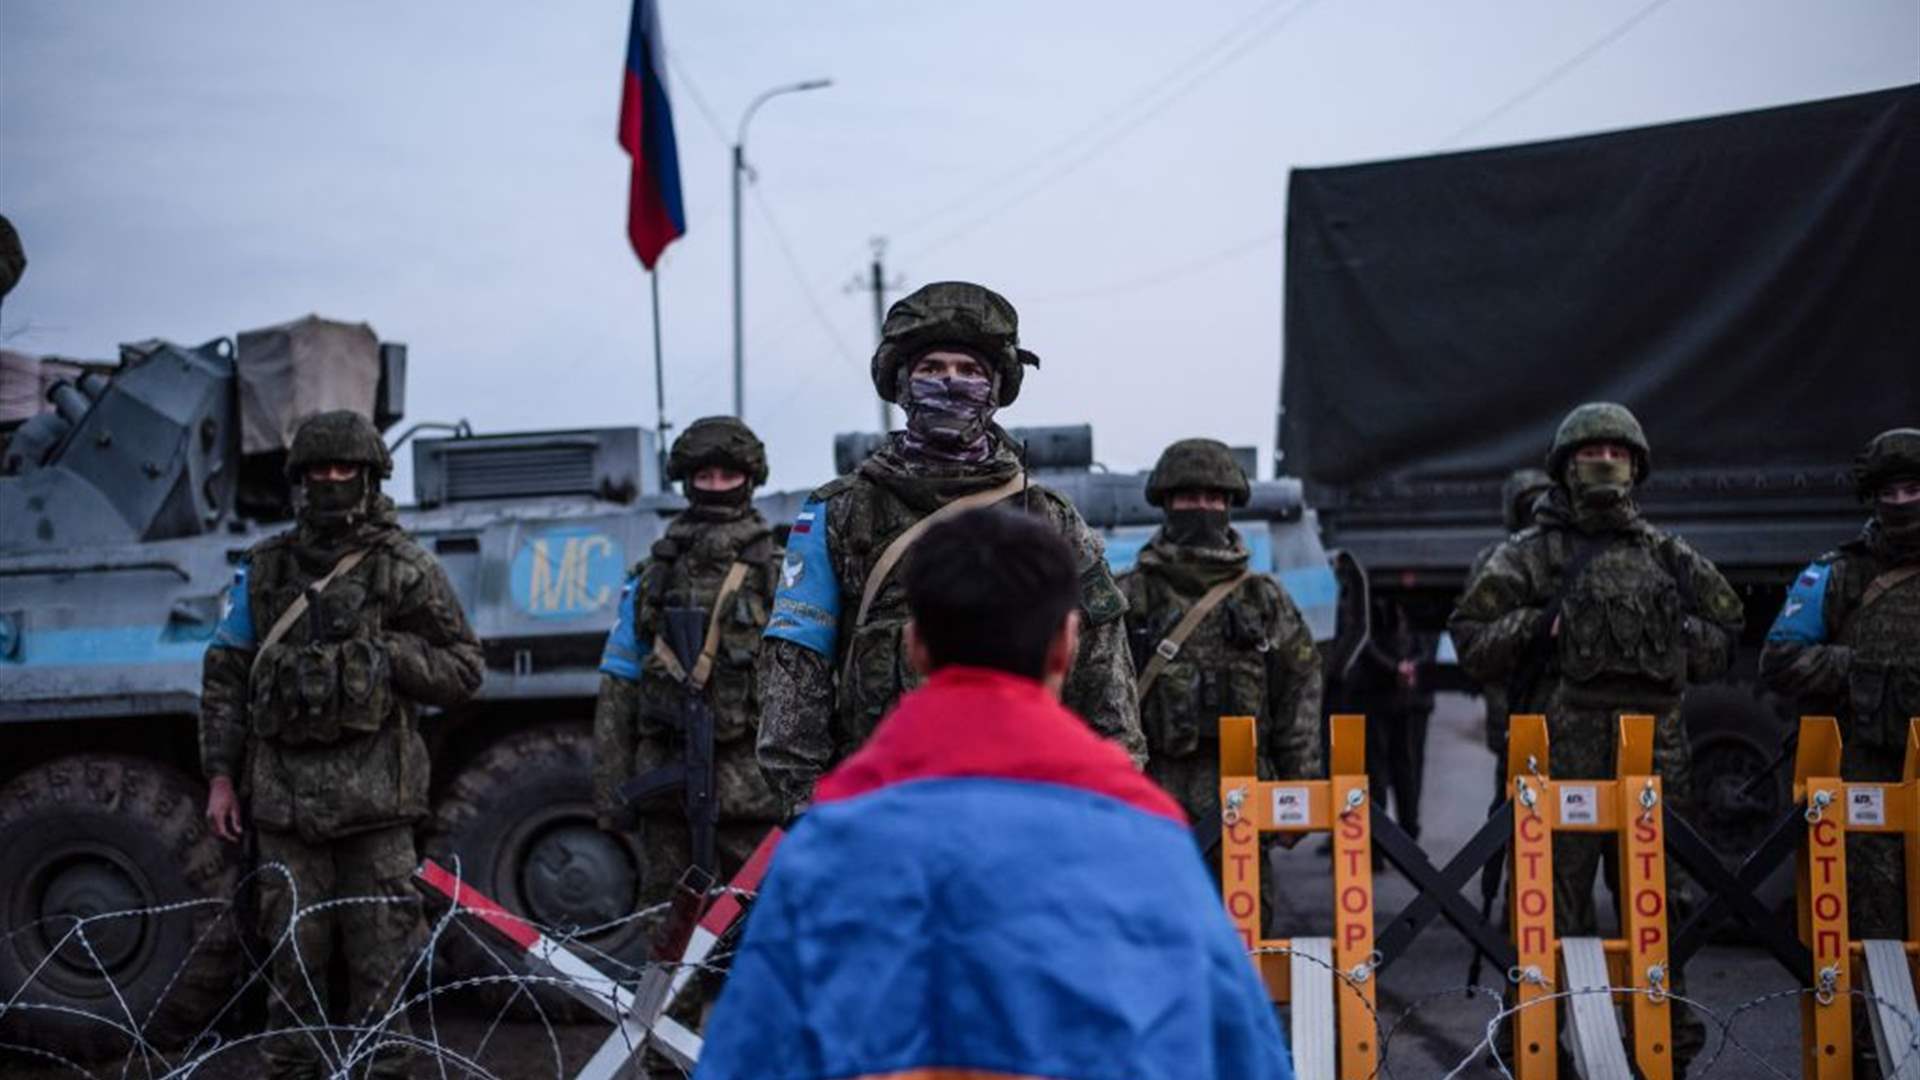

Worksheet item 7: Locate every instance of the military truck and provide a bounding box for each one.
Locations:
[0,316,1342,1055]
[1280,83,1920,853]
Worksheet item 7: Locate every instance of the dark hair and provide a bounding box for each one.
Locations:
[904,506,1078,680]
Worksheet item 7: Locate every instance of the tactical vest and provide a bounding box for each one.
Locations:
[247,539,398,745]
[1555,538,1688,707]
[1125,572,1274,760]
[825,475,1041,748]
[635,516,776,744]
[1839,568,1920,752]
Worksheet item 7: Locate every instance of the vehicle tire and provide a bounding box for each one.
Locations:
[1682,682,1791,859]
[422,724,649,1020]
[0,755,242,1062]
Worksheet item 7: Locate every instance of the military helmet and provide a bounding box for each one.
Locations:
[667,416,768,487]
[869,281,1041,407]
[0,214,24,300]
[1546,402,1651,481]
[1501,467,1553,531]
[1145,438,1251,508]
[285,409,392,480]
[1852,428,1920,500]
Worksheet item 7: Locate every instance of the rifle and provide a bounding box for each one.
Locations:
[617,607,719,879]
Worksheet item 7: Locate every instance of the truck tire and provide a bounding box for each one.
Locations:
[0,756,241,1062]
[1682,683,1791,858]
[423,724,648,1019]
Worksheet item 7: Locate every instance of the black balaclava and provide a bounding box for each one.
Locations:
[683,469,754,518]
[1876,479,1920,558]
[898,370,996,463]
[1164,505,1234,550]
[298,469,371,533]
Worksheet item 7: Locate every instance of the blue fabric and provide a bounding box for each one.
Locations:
[698,778,1293,1080]
[211,565,255,650]
[764,501,841,657]
[1767,560,1832,644]
[597,574,649,679]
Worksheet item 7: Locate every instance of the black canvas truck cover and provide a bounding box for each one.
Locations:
[1281,83,1920,511]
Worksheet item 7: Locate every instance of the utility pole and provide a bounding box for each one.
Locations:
[853,236,903,432]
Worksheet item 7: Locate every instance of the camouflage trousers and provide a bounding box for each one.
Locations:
[635,816,778,1026]
[1541,697,1703,1071]
[255,825,426,1080]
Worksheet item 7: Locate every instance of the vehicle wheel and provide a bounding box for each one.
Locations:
[1682,683,1791,858]
[422,724,649,1019]
[0,756,241,1062]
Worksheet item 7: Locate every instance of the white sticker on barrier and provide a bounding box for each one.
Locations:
[1559,785,1598,826]
[1273,787,1311,827]
[1849,786,1886,827]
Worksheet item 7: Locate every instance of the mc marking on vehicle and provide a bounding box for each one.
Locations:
[510,526,626,617]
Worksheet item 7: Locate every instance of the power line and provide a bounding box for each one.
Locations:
[885,0,1300,244]
[747,183,865,372]
[665,53,730,148]
[905,0,1324,261]
[1023,226,1283,303]
[1437,0,1677,150]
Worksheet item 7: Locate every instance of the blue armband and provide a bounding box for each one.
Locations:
[211,565,256,649]
[765,501,841,658]
[598,574,649,679]
[1766,561,1831,645]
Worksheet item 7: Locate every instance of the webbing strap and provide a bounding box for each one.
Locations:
[1135,572,1250,700]
[652,561,752,691]
[248,548,371,679]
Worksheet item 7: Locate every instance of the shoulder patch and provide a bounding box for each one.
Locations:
[597,573,649,680]
[1766,560,1832,646]
[810,474,858,503]
[765,499,842,657]
[1078,559,1128,626]
[211,564,256,650]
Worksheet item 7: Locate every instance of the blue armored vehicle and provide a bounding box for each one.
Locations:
[0,317,1341,1056]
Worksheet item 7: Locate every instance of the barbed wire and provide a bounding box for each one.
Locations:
[4,870,1916,1080]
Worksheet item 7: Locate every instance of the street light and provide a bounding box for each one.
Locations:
[732,77,832,419]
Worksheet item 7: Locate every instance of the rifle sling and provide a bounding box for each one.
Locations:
[1135,572,1251,701]
[248,547,372,680]
[652,560,753,692]
[1861,563,1920,613]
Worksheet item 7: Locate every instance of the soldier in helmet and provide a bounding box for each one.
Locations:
[1450,402,1743,1070]
[1471,468,1554,763]
[199,410,485,1079]
[593,416,783,932]
[757,281,1145,811]
[1762,429,1920,986]
[1119,439,1322,908]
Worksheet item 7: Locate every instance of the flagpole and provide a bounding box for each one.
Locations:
[650,269,671,486]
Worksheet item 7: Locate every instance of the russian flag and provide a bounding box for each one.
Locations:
[619,0,685,269]
[698,667,1293,1080]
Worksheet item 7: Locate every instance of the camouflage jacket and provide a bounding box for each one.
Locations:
[1118,533,1323,821]
[1450,489,1744,712]
[1761,522,1920,779]
[756,433,1146,809]
[593,506,784,823]
[199,498,485,841]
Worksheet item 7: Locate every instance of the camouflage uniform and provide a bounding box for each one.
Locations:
[757,282,1145,810]
[592,418,783,935]
[1451,404,1742,1070]
[1761,429,1920,947]
[200,411,484,1080]
[1472,468,1554,779]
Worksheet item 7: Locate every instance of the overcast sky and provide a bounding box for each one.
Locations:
[3,0,1915,497]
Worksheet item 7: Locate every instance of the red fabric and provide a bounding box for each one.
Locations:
[815,667,1187,826]
[619,70,680,270]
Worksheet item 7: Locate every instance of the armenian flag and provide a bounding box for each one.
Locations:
[697,667,1293,1080]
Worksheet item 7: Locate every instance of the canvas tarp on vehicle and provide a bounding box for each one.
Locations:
[1282,83,1920,505]
[235,315,380,454]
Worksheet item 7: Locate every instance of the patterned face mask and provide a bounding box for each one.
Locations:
[1568,457,1633,508]
[900,374,996,462]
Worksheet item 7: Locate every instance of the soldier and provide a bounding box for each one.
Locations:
[1119,439,1322,847]
[200,410,484,1080]
[592,416,783,924]
[757,281,1146,811]
[1474,468,1554,767]
[1450,402,1744,1071]
[1761,429,1920,946]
